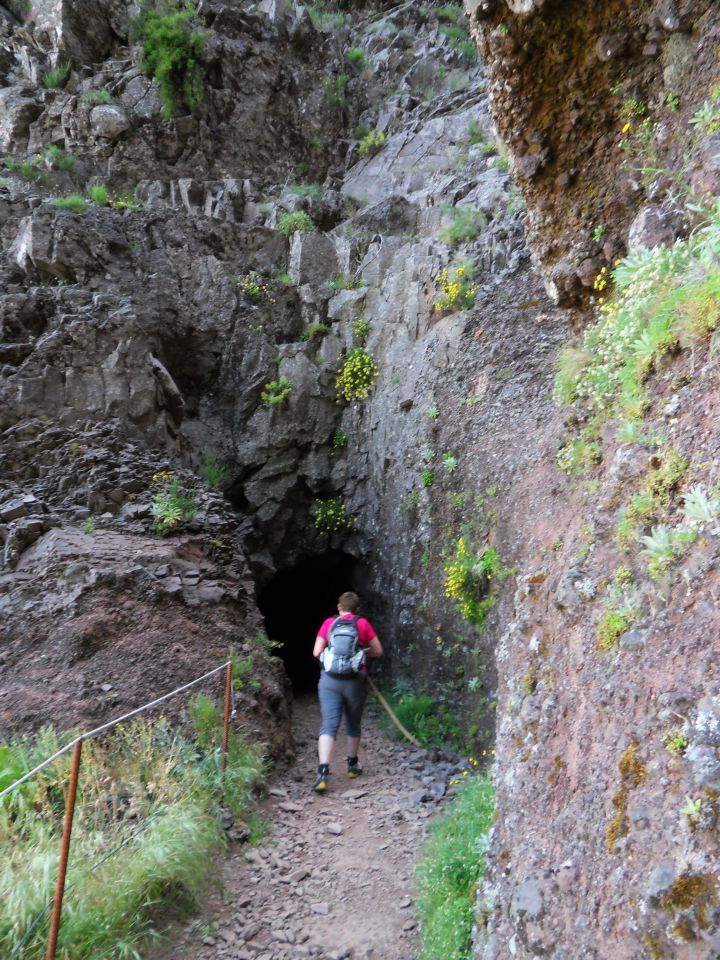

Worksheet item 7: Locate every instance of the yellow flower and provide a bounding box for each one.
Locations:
[456,266,465,277]
[621,122,631,134]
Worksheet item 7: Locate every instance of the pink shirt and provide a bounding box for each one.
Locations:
[316,614,377,651]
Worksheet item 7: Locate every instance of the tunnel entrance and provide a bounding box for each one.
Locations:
[257,551,373,693]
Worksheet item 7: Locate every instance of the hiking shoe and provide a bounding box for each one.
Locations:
[347,757,362,779]
[313,766,330,794]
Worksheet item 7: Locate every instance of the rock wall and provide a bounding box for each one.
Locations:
[465,1,720,958]
[467,0,719,306]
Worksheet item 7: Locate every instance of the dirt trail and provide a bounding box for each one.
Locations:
[154,695,444,960]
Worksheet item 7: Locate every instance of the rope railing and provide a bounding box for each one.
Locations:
[1,659,235,960]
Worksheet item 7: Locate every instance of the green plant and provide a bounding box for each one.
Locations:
[557,426,601,474]
[554,205,720,424]
[83,88,113,105]
[335,347,378,402]
[689,96,720,137]
[110,191,141,211]
[277,210,316,236]
[332,428,348,448]
[307,2,345,30]
[665,92,680,112]
[444,539,511,628]
[401,490,421,513]
[417,773,494,960]
[81,518,95,534]
[422,470,434,488]
[346,46,366,67]
[313,498,354,532]
[434,264,478,312]
[52,194,87,214]
[2,156,41,180]
[379,683,463,749]
[682,485,720,524]
[427,405,440,420]
[442,451,458,473]
[0,716,264,959]
[593,224,606,243]
[132,3,205,120]
[681,795,702,825]
[43,61,72,89]
[261,376,292,405]
[323,73,348,109]
[324,274,364,291]
[150,472,196,534]
[86,183,110,206]
[42,145,75,171]
[440,206,486,247]
[640,524,696,579]
[203,451,225,489]
[300,322,329,341]
[662,729,688,754]
[288,182,323,199]
[466,118,485,146]
[236,271,276,304]
[353,317,372,343]
[357,128,386,158]
[596,610,631,652]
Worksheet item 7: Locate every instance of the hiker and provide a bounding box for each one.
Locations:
[312,591,383,793]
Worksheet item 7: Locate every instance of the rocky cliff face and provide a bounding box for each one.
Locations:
[0,0,558,760]
[3,0,719,955]
[466,1,720,958]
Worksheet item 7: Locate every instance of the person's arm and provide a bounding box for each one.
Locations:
[366,635,383,658]
[313,635,328,658]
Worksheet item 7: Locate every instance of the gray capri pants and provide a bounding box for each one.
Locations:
[318,671,368,738]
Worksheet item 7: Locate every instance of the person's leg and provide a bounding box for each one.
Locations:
[318,733,335,765]
[343,677,368,776]
[316,674,343,791]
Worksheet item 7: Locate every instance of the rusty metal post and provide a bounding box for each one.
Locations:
[46,738,83,960]
[221,662,233,774]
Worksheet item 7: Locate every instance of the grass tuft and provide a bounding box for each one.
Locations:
[417,773,495,960]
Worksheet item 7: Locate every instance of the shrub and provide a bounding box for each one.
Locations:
[42,145,75,171]
[52,194,87,214]
[379,683,463,748]
[440,206,487,247]
[357,128,386,158]
[346,46,366,67]
[0,716,265,959]
[236,271,276,304]
[314,498,354,532]
[277,210,316,236]
[203,451,226,489]
[335,347,378,402]
[553,205,720,424]
[86,183,110,206]
[150,471,196,534]
[417,773,495,960]
[323,74,348,109]
[133,4,205,120]
[301,322,329,341]
[43,61,72,89]
[83,88,113,105]
[596,610,632,651]
[353,317,372,343]
[261,376,292,406]
[288,183,323,199]
[434,264,478,312]
[444,539,511,628]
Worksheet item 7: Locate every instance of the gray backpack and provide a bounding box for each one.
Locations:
[321,615,365,675]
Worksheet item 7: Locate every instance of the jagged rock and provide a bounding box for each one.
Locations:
[0,88,42,151]
[89,104,130,140]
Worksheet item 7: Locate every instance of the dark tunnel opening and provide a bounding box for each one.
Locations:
[257,552,375,693]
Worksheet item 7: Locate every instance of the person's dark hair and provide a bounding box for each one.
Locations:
[338,591,360,613]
